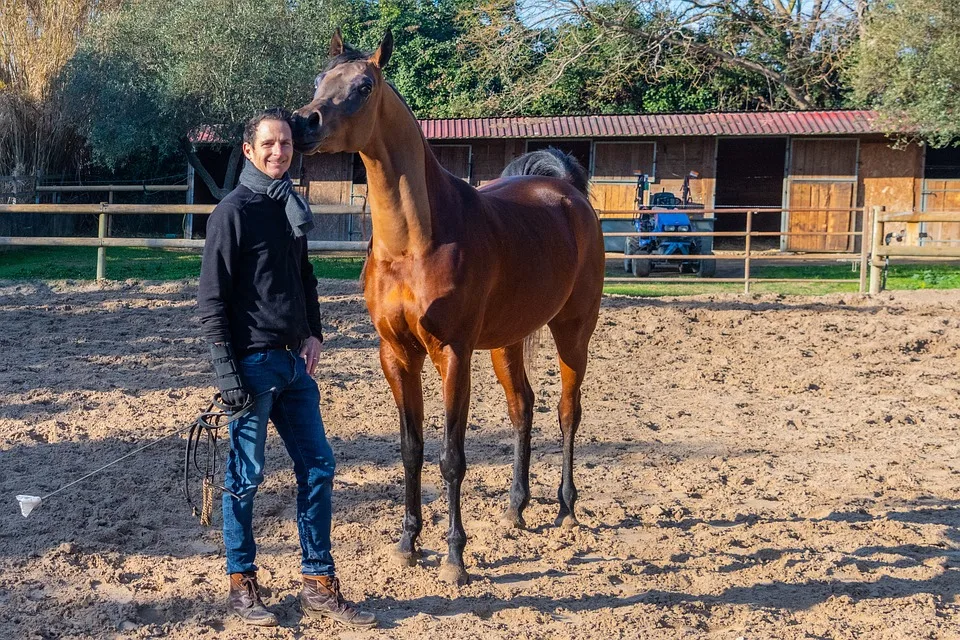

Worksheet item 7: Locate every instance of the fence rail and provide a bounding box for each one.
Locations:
[3,204,956,293]
[0,203,367,279]
[868,209,960,293]
[599,207,868,293]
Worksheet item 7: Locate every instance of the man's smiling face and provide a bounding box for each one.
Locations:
[243,118,293,179]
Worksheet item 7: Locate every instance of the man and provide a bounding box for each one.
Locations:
[197,108,376,629]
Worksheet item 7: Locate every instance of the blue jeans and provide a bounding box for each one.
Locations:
[222,347,336,577]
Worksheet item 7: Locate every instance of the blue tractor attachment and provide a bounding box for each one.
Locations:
[622,172,716,278]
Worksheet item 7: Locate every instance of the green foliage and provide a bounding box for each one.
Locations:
[458,0,854,116]
[850,0,960,146]
[62,0,350,170]
[339,0,487,117]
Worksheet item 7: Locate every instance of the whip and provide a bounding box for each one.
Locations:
[15,390,272,520]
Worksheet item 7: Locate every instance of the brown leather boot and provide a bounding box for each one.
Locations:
[300,574,377,629]
[227,571,278,627]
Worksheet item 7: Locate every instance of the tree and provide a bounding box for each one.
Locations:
[337,0,492,117]
[851,0,960,146]
[0,0,120,186]
[63,0,353,198]
[460,0,860,115]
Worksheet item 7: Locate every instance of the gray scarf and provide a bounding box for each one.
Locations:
[238,159,314,238]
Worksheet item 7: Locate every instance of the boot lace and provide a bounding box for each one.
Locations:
[312,576,349,613]
[238,574,260,601]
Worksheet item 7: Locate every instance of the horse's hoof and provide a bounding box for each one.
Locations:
[438,562,470,586]
[388,544,420,567]
[555,514,579,530]
[500,509,526,530]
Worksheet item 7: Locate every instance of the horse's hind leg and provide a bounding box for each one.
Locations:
[490,343,534,529]
[548,317,593,529]
[379,340,426,565]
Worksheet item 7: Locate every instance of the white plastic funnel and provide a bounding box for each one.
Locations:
[17,495,42,518]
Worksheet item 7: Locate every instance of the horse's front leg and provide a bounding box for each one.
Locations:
[379,339,426,565]
[434,344,472,585]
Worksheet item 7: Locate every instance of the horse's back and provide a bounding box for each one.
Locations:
[478,175,602,265]
[465,176,603,346]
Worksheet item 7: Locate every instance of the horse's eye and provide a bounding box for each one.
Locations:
[358,84,372,97]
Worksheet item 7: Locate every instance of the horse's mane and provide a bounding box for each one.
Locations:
[323,44,369,71]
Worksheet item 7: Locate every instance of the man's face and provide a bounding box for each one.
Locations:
[243,119,293,179]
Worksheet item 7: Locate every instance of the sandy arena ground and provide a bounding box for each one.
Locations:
[1,279,960,639]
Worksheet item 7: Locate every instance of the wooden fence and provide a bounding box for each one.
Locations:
[868,208,960,293]
[0,203,366,280]
[601,207,869,294]
[4,204,956,294]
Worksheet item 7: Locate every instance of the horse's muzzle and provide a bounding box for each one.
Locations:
[290,111,323,153]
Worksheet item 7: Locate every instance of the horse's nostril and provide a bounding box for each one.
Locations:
[307,112,320,130]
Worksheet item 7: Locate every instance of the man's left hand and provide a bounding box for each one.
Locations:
[300,336,323,376]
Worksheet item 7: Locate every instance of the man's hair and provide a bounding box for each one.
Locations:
[243,108,292,145]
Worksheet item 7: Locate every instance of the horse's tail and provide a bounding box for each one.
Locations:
[522,327,544,388]
[500,147,589,197]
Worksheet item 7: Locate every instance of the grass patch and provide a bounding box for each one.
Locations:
[605,263,960,297]
[2,247,958,296]
[0,247,364,281]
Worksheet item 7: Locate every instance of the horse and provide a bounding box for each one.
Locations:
[292,29,604,585]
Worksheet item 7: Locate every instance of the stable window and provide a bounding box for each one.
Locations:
[920,146,960,245]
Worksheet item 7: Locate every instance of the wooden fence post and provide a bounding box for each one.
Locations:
[97,204,108,281]
[869,205,883,294]
[858,207,870,293]
[743,210,753,294]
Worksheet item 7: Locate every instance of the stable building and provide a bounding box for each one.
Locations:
[298,109,957,251]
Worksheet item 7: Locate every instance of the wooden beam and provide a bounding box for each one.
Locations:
[0,204,366,215]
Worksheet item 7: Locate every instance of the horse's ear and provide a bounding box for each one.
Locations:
[328,28,344,58]
[370,29,393,69]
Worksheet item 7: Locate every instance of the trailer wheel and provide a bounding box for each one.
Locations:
[632,254,652,277]
[623,237,639,273]
[697,257,717,278]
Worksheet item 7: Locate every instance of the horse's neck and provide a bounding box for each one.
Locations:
[360,88,451,261]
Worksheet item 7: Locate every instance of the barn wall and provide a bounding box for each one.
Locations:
[462,139,517,186]
[303,152,352,206]
[297,133,926,247]
[651,137,716,210]
[786,138,859,252]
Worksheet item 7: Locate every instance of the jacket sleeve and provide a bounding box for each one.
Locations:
[197,203,241,344]
[300,240,324,343]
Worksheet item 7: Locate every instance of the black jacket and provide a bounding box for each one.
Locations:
[198,185,323,353]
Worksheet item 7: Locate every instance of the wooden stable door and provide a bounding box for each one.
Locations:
[921,180,960,244]
[786,139,858,252]
[589,142,655,214]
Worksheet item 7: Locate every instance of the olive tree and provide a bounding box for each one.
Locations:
[63,0,352,198]
[851,0,960,146]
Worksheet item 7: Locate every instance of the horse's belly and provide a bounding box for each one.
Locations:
[474,284,569,348]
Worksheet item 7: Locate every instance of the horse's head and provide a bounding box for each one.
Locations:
[292,29,393,155]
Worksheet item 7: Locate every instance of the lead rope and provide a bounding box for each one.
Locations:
[183,394,255,526]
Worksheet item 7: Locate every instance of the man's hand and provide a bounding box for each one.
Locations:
[210,342,250,409]
[300,336,322,376]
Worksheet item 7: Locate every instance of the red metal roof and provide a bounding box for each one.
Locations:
[190,124,230,144]
[190,110,890,145]
[417,110,885,140]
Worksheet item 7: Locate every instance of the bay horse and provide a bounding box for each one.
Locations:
[292,29,604,585]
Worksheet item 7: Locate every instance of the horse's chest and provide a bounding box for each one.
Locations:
[365,248,481,342]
